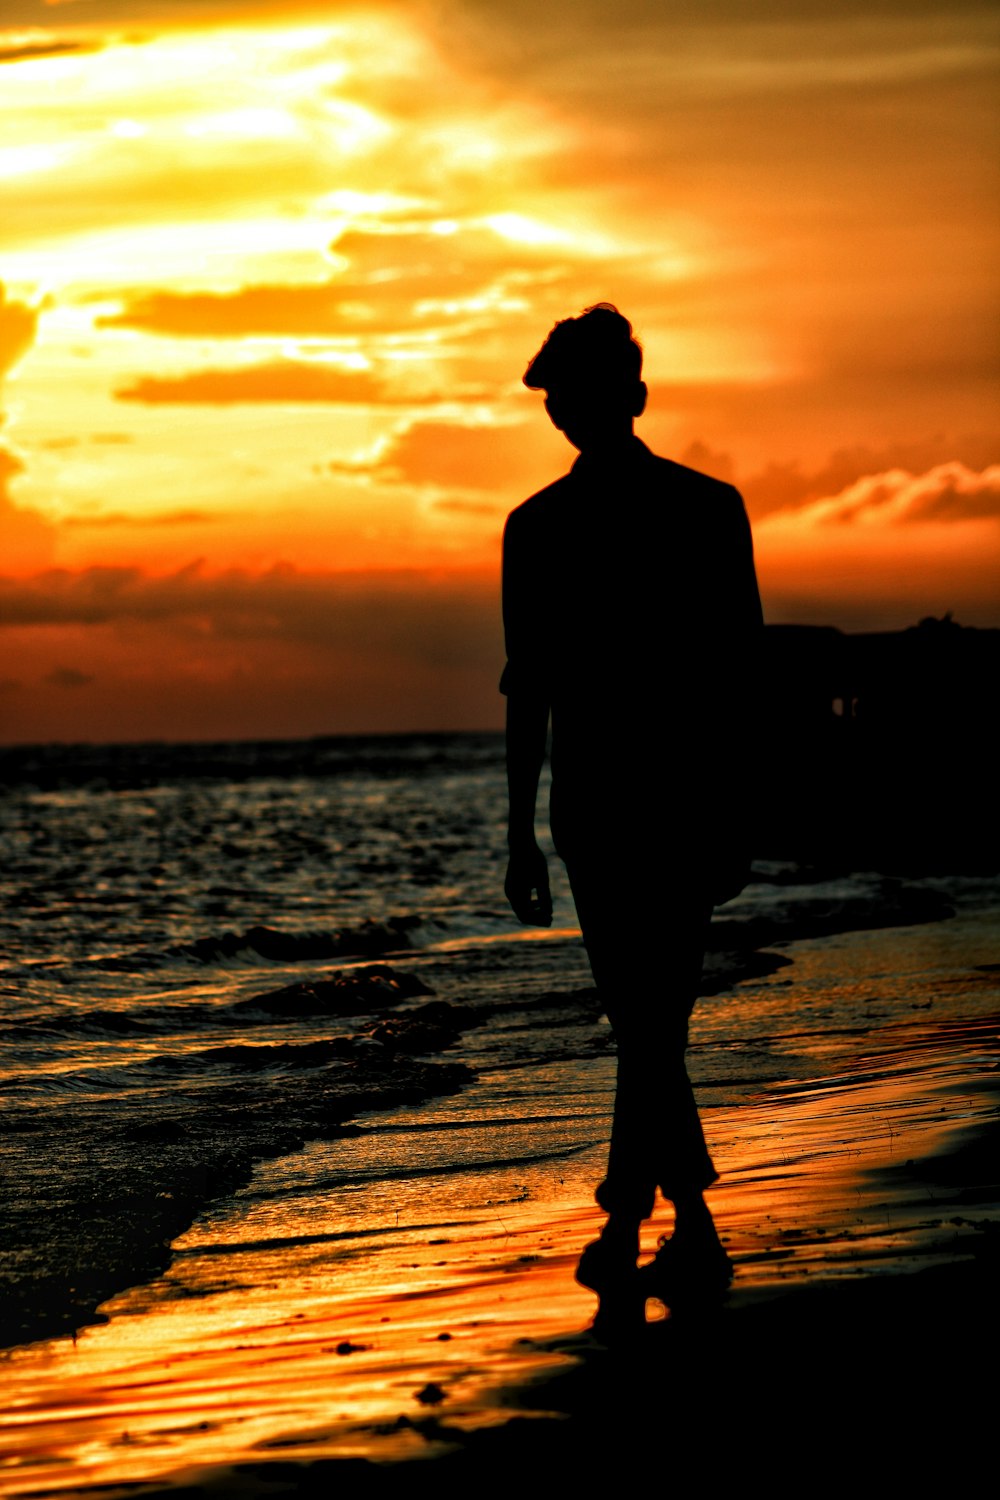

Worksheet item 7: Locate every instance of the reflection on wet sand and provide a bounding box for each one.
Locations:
[2,1010,996,1494]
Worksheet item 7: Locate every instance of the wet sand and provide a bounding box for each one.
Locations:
[2,922,998,1495]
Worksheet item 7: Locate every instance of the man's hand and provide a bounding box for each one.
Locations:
[505,841,552,927]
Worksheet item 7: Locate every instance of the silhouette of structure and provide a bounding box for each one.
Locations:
[501,305,763,1330]
[757,615,1000,870]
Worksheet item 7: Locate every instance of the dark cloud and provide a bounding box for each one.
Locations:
[61,508,217,528]
[45,666,95,689]
[0,557,505,742]
[432,497,498,515]
[677,441,736,484]
[115,363,456,406]
[0,39,103,64]
[442,0,998,113]
[439,1,988,35]
[0,563,500,671]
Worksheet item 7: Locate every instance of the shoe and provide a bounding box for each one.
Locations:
[575,1236,637,1294]
[576,1238,647,1340]
[638,1234,734,1308]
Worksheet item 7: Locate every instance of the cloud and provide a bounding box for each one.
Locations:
[0,559,507,742]
[432,497,498,515]
[3,0,997,679]
[0,562,500,669]
[0,287,52,572]
[0,38,102,65]
[677,441,736,483]
[99,281,368,339]
[752,460,1000,632]
[0,446,57,573]
[788,463,1000,527]
[115,362,455,406]
[0,446,23,488]
[677,436,1000,519]
[0,558,506,742]
[0,285,38,382]
[45,665,94,688]
[61,508,217,527]
[97,224,572,341]
[362,418,546,491]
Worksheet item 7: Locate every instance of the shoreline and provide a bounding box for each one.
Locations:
[0,869,968,1356]
[2,914,997,1494]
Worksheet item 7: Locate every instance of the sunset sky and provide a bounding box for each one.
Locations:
[1,0,998,743]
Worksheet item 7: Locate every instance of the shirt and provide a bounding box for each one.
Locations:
[500,436,763,866]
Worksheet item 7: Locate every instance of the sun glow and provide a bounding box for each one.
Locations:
[0,141,75,178]
[183,107,302,141]
[0,1,996,742]
[483,213,572,247]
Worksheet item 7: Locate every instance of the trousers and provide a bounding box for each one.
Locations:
[566,857,717,1219]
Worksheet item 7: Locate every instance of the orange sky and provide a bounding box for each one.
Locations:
[1,0,998,743]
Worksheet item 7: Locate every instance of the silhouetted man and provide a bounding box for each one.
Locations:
[501,304,762,1324]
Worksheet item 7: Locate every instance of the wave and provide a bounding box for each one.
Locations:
[708,882,956,952]
[0,1052,475,1351]
[83,916,424,973]
[0,964,435,1042]
[233,963,431,1016]
[138,1003,470,1074]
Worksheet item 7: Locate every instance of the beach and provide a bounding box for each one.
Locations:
[4,3,999,1488]
[0,737,997,1493]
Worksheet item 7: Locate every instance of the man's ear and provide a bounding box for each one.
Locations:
[631,381,648,418]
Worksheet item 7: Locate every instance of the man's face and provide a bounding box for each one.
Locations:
[543,379,646,453]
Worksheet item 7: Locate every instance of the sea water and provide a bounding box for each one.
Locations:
[1,731,996,1347]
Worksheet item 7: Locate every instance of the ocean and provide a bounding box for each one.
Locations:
[1,731,997,1350]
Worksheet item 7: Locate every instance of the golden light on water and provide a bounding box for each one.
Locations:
[1,1005,993,1492]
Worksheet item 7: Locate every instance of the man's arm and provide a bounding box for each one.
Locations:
[500,505,552,926]
[504,690,552,926]
[706,485,764,906]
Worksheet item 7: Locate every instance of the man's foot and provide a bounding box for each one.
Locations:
[575,1235,637,1295]
[638,1233,734,1308]
[576,1231,647,1340]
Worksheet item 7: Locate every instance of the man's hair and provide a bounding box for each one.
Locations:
[523,303,643,391]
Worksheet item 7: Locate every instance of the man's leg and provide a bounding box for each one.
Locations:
[597,913,717,1217]
[567,859,716,1231]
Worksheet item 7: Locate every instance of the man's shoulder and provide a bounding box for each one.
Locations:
[504,473,576,530]
[647,451,743,506]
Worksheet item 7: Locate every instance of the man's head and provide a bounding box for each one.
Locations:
[523,303,647,452]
